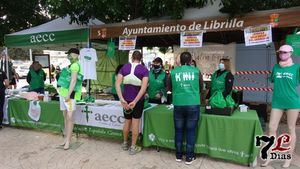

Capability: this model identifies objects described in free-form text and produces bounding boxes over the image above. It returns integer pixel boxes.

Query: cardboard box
[205,106,234,116]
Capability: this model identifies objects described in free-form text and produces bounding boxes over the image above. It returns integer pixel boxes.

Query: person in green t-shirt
[262,45,300,168]
[169,52,203,164]
[147,57,167,104]
[59,48,83,150]
[111,64,124,100]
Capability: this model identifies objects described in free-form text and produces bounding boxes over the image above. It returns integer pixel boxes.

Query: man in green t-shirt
[169,52,203,165]
[59,48,83,150]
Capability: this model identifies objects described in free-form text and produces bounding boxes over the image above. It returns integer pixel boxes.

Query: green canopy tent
[4,15,127,93]
[4,15,104,50]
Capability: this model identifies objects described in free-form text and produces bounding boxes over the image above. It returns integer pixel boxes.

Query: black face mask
[153,65,161,69]
[153,65,162,73]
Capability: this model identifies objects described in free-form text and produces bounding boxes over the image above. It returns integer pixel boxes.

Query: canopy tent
[3,15,119,93]
[90,3,300,103]
[4,15,104,50]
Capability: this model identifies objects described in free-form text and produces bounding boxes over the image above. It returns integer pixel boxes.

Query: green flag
[106,39,115,58]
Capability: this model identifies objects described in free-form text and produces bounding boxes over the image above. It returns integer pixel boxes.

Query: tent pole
[29,49,33,61]
[5,47,9,80]
[87,28,91,96]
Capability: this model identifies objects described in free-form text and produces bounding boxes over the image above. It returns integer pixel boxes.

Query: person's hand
[120,99,130,110]
[65,95,70,102]
[155,93,161,99]
[128,100,137,109]
[205,99,209,105]
[145,93,149,98]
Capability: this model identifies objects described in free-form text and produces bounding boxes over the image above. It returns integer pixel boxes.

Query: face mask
[68,54,78,63]
[218,63,225,70]
[279,52,291,61]
[153,65,162,73]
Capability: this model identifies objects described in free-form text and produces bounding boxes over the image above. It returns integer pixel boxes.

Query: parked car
[16,65,29,78]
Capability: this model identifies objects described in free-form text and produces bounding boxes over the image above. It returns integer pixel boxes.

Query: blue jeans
[174,105,200,159]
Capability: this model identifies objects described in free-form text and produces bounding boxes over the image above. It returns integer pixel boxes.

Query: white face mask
[219,63,225,70]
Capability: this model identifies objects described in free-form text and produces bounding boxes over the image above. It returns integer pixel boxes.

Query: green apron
[29,69,45,90]
[171,65,200,106]
[148,70,166,99]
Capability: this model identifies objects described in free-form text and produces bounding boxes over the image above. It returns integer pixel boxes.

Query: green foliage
[220,0,300,17]
[1,0,300,47]
[0,0,50,46]
[46,0,300,26]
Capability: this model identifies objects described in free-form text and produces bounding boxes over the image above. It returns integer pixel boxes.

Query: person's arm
[166,73,172,92]
[3,72,9,88]
[222,72,234,98]
[43,70,46,81]
[26,71,31,84]
[65,64,79,100]
[65,72,77,100]
[128,76,149,108]
[199,71,203,93]
[116,73,129,110]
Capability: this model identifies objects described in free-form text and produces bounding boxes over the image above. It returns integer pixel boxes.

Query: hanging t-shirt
[270,64,300,109]
[79,48,98,80]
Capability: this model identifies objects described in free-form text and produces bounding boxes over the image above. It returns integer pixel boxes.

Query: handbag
[57,63,83,91]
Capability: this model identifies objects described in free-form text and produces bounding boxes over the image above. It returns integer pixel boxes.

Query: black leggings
[0,91,5,126]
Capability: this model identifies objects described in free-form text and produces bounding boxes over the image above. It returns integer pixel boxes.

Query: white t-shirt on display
[79,48,98,80]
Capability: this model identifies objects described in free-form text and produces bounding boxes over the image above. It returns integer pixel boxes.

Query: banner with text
[118,36,137,50]
[74,100,146,132]
[174,43,236,78]
[244,24,272,46]
[180,31,203,48]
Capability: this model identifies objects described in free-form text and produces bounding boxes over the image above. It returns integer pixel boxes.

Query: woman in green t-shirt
[262,45,300,168]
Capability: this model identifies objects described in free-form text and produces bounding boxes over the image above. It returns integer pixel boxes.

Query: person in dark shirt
[0,70,9,128]
[206,58,234,101]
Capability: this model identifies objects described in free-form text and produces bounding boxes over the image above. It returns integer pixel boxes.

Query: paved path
[1,126,300,169]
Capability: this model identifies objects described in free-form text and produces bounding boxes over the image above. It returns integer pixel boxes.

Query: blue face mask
[218,63,225,70]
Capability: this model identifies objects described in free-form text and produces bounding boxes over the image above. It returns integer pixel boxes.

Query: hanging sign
[180,31,203,48]
[244,24,272,46]
[118,36,136,50]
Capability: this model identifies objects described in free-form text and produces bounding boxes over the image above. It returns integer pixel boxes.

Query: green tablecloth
[8,99,64,132]
[143,105,263,165]
[8,99,123,139]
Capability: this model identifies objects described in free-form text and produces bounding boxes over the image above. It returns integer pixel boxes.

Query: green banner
[8,99,64,133]
[5,28,88,47]
[143,105,263,165]
[75,125,123,140]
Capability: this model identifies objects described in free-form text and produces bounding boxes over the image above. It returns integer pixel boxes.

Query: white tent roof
[10,15,104,35]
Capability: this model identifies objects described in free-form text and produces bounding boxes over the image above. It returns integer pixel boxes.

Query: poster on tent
[180,31,203,48]
[244,24,272,46]
[174,43,236,80]
[118,36,136,50]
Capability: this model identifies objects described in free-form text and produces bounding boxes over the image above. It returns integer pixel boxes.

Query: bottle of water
[44,91,49,102]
